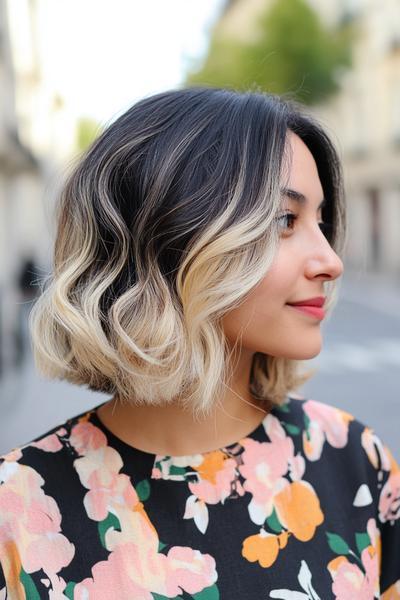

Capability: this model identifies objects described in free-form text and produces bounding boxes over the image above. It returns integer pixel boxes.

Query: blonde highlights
[30,87,346,418]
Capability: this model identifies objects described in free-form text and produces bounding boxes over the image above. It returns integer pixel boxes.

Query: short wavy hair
[30,87,346,418]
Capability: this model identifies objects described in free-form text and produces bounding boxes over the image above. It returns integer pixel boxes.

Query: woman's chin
[295,344,323,361]
[275,341,323,361]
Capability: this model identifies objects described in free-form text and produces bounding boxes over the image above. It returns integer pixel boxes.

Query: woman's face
[222,131,344,360]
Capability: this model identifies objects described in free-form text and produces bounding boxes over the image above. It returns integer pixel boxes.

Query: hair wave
[29,87,346,418]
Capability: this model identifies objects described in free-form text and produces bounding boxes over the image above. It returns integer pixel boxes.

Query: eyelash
[276,212,332,236]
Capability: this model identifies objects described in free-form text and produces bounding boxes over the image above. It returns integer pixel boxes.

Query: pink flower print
[164,546,217,596]
[151,466,162,479]
[302,400,353,461]
[85,470,137,523]
[329,557,369,599]
[73,446,138,522]
[74,544,154,600]
[70,421,107,456]
[263,413,306,483]
[360,544,380,598]
[367,518,382,577]
[379,469,400,524]
[329,545,379,600]
[0,462,74,594]
[31,434,63,453]
[328,520,380,600]
[239,435,293,526]
[24,531,74,576]
[1,448,22,461]
[74,541,217,599]
[288,452,306,482]
[69,417,220,596]
[264,412,290,445]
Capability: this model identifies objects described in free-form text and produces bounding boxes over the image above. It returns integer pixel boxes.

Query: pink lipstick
[286,296,326,320]
[287,305,325,319]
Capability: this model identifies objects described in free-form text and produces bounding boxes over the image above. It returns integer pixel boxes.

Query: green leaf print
[266,507,283,533]
[192,583,220,599]
[158,540,168,551]
[169,465,188,476]
[355,531,371,556]
[326,532,350,555]
[283,423,301,435]
[98,511,122,548]
[304,414,311,441]
[64,581,76,599]
[276,403,290,413]
[20,568,41,600]
[136,478,151,501]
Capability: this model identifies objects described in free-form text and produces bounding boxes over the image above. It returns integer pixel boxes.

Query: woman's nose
[305,231,344,281]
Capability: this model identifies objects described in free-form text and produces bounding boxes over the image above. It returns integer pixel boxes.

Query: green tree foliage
[75,117,102,153]
[185,0,356,105]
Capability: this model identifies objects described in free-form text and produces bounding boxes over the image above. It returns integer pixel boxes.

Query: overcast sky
[33,0,227,123]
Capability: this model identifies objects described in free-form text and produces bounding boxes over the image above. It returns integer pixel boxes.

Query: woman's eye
[276,212,298,232]
[276,213,333,238]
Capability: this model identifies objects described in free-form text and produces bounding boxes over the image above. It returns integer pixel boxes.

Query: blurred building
[310,0,400,277]
[0,0,76,377]
[212,0,400,277]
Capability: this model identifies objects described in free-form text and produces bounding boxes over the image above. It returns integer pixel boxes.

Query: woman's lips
[286,304,325,320]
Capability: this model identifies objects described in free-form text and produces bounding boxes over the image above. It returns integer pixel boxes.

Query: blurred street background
[0,0,399,456]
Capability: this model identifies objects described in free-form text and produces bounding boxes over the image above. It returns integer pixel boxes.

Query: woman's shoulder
[0,402,106,484]
[284,393,398,476]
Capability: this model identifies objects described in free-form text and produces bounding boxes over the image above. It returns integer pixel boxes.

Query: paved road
[299,269,400,459]
[1,268,399,458]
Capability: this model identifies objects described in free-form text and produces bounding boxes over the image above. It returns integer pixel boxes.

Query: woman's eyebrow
[280,187,326,210]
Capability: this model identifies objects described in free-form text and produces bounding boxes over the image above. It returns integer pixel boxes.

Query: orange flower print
[242,529,289,568]
[302,400,354,461]
[189,450,241,504]
[274,480,324,542]
[183,450,243,533]
[240,414,323,568]
[381,580,400,599]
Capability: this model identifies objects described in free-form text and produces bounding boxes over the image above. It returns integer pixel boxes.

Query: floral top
[0,394,399,600]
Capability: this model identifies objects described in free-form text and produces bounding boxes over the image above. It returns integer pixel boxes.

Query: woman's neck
[96,350,271,456]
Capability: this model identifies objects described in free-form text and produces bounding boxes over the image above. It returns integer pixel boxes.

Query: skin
[97,131,344,456]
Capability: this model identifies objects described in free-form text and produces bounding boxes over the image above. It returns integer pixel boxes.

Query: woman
[1,87,399,599]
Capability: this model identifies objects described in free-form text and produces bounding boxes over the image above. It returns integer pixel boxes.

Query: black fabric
[0,395,399,599]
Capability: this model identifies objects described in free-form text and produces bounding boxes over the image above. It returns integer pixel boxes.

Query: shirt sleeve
[374,436,400,596]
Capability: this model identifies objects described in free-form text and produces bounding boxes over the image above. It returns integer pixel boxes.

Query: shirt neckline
[89,397,288,462]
